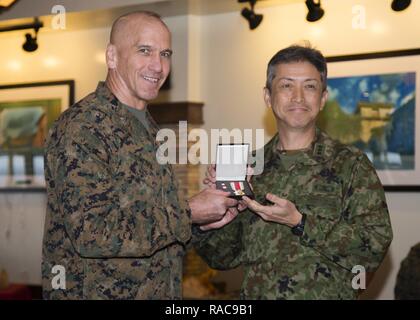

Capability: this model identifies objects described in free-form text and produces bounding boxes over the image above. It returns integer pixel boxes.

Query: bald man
[42,11,237,300]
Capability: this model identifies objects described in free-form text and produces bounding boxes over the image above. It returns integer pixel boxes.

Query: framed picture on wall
[321,49,420,192]
[0,80,74,191]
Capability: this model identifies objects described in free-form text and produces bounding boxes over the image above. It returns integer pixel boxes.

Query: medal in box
[215,144,254,199]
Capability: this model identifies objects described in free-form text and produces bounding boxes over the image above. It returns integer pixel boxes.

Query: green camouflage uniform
[42,82,191,299]
[194,129,393,299]
[394,242,420,300]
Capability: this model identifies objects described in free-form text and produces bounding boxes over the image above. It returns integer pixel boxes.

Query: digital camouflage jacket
[194,129,393,299]
[42,82,191,299]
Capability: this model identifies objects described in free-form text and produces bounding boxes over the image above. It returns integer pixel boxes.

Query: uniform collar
[95,81,120,113]
[94,81,159,135]
[264,127,337,167]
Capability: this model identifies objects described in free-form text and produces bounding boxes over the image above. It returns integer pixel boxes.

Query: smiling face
[264,60,328,131]
[106,15,172,108]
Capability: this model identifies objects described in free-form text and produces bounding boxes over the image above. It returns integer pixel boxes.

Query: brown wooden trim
[148,101,204,125]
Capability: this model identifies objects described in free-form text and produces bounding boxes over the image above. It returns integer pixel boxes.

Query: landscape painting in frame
[323,50,420,190]
[0,81,74,189]
[318,72,415,172]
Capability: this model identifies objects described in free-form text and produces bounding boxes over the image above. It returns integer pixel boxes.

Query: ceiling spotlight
[0,17,43,52]
[241,7,263,30]
[306,0,324,22]
[22,32,38,52]
[22,19,41,52]
[391,0,411,11]
[238,0,263,30]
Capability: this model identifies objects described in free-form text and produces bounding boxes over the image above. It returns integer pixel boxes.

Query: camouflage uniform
[194,129,393,299]
[42,82,191,299]
[395,242,420,300]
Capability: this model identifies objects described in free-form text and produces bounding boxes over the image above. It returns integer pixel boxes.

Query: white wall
[0,193,46,285]
[0,26,108,99]
[197,0,420,299]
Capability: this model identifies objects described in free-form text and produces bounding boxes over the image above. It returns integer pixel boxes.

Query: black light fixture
[0,17,43,52]
[23,31,38,52]
[391,0,411,11]
[238,0,263,30]
[305,0,324,22]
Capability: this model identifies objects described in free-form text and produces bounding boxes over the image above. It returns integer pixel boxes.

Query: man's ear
[106,44,117,69]
[263,87,272,108]
[320,89,329,111]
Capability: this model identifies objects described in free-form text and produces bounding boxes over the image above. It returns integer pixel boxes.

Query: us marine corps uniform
[194,129,393,299]
[42,82,191,299]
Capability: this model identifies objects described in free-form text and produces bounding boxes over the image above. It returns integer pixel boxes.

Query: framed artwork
[322,49,420,191]
[0,80,74,191]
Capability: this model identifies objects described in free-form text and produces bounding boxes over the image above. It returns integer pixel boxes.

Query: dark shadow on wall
[359,251,393,300]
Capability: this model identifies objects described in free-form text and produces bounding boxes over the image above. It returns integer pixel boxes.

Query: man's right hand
[188,188,238,225]
[203,164,252,212]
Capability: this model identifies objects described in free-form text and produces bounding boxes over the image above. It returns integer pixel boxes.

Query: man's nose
[149,53,163,73]
[291,86,304,103]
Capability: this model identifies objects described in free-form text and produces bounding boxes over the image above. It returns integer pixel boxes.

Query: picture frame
[323,49,420,192]
[0,80,74,191]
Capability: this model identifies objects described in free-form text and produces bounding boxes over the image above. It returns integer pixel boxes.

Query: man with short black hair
[195,44,393,299]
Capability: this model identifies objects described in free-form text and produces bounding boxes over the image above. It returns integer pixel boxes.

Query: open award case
[215,144,254,199]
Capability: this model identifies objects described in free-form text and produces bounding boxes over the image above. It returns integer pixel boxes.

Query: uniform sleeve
[192,213,244,270]
[52,126,191,258]
[298,154,393,272]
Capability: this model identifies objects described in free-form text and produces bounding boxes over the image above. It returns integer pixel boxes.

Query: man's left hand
[242,193,302,228]
[199,207,239,231]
